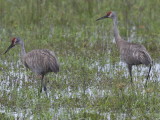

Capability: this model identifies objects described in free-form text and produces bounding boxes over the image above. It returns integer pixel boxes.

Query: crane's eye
[15,40,18,43]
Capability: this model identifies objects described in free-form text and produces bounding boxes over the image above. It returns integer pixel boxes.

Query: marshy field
[1,0,160,119]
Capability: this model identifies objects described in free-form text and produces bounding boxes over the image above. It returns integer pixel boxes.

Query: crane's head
[96,11,115,21]
[4,37,21,54]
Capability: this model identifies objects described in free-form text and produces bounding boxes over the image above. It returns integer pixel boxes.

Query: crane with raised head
[4,37,59,96]
[96,11,152,86]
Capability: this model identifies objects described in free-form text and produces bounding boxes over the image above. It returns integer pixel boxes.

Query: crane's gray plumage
[4,38,59,96]
[24,49,59,74]
[97,11,152,85]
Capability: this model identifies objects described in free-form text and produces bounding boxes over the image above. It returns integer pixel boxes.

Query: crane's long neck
[113,16,122,48]
[20,41,26,58]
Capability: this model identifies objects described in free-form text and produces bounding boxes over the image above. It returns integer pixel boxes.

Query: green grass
[0,0,160,119]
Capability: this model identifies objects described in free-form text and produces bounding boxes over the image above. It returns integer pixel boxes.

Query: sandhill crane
[96,11,152,85]
[4,38,59,96]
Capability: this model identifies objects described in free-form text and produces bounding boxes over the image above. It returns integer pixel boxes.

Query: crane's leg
[43,79,48,97]
[40,75,44,93]
[40,74,48,97]
[145,64,152,87]
[128,64,133,83]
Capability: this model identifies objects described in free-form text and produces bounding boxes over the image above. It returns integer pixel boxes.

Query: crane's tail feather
[53,64,59,73]
[50,61,59,73]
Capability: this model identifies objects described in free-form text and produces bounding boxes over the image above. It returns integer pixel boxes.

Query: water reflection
[0,58,159,119]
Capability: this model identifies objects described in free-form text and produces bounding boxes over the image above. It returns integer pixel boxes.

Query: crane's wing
[39,49,59,73]
[121,44,152,65]
[23,49,59,75]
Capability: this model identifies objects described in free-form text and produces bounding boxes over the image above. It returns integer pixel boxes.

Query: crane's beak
[4,44,15,54]
[96,15,108,21]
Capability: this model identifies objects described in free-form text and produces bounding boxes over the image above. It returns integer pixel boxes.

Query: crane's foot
[38,88,42,98]
[44,86,48,97]
[40,87,42,93]
[144,76,149,88]
[144,81,148,88]
[38,87,48,97]
[146,75,150,81]
[44,86,47,91]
